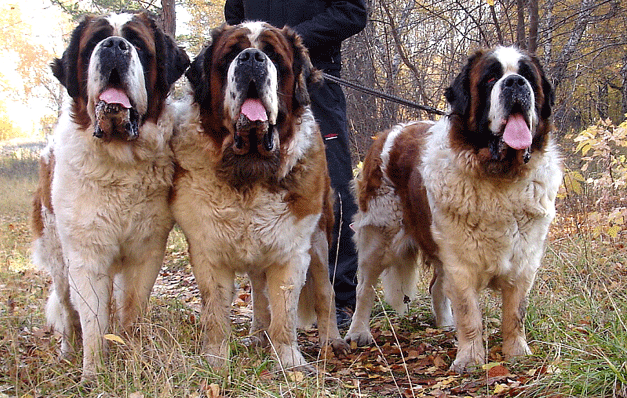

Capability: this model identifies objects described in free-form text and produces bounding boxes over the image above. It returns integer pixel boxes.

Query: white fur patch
[243,21,266,45]
[106,13,135,35]
[493,46,524,73]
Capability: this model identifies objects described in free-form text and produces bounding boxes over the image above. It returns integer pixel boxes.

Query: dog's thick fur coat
[345,46,562,373]
[31,12,189,378]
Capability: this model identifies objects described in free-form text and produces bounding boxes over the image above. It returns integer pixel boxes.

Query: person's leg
[310,79,358,325]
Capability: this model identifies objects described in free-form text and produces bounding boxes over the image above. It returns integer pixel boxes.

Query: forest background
[0,0,626,397]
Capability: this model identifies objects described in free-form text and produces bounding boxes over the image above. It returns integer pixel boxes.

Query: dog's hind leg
[305,227,350,357]
[249,270,271,347]
[45,264,81,359]
[429,261,454,329]
[34,218,82,360]
[381,249,419,316]
[345,225,389,347]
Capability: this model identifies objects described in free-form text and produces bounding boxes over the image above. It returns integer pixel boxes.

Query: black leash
[323,72,445,116]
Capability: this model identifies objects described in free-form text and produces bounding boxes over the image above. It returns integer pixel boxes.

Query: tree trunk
[528,0,538,53]
[161,0,176,37]
[516,0,526,49]
[550,0,594,88]
[620,57,627,117]
[541,0,555,66]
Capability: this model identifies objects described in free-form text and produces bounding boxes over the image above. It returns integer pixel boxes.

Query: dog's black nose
[503,74,527,89]
[237,48,267,66]
[102,37,130,53]
[501,73,532,110]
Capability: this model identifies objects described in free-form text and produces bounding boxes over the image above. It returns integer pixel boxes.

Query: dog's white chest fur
[421,118,561,283]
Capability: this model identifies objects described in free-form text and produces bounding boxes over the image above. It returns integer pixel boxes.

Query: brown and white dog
[170,22,348,372]
[345,46,562,373]
[31,12,189,378]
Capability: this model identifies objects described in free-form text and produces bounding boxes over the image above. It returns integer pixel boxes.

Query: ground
[0,139,625,397]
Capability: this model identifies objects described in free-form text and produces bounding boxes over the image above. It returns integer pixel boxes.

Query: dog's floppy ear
[186,45,210,106]
[52,15,93,99]
[282,26,321,109]
[141,12,190,90]
[445,50,483,116]
[531,55,554,120]
[186,25,227,108]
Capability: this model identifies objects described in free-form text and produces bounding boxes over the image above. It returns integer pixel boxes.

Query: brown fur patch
[356,133,388,212]
[31,151,55,239]
[386,122,438,259]
[283,132,330,221]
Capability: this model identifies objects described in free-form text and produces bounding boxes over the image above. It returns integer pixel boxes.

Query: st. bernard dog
[345,46,562,373]
[31,12,189,378]
[170,22,349,372]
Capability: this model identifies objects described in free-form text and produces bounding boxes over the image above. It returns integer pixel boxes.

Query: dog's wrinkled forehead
[243,21,268,48]
[105,13,135,35]
[490,46,525,74]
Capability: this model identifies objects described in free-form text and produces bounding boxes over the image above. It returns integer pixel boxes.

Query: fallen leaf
[103,334,126,345]
[487,364,511,378]
[493,383,508,394]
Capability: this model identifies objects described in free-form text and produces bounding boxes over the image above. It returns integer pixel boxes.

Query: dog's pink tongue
[99,88,131,109]
[503,114,532,150]
[241,99,268,122]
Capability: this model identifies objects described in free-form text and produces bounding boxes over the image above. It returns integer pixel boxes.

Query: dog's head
[444,46,554,175]
[52,12,189,141]
[186,22,320,186]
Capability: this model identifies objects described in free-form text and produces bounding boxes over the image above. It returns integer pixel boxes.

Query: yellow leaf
[482,362,502,370]
[486,0,495,6]
[103,334,126,345]
[207,383,220,398]
[608,225,621,238]
[494,384,509,394]
[563,173,583,195]
[286,371,305,382]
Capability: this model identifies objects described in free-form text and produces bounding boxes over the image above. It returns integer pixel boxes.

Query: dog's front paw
[327,338,350,358]
[203,344,229,370]
[449,343,485,374]
[274,343,315,374]
[502,337,532,359]
[344,328,374,347]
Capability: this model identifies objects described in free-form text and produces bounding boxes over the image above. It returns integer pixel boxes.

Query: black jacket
[224,0,367,72]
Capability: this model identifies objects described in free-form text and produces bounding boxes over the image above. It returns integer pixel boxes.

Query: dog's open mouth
[94,71,139,142]
[488,111,533,163]
[502,112,531,151]
[233,87,277,156]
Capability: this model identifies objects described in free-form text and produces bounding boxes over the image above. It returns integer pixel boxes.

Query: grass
[0,140,625,397]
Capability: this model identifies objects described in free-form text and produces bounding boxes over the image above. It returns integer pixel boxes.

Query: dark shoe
[336,306,354,330]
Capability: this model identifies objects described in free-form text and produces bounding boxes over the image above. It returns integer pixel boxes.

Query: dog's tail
[381,256,419,315]
[297,274,317,328]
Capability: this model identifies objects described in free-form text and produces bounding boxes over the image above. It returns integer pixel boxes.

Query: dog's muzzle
[232,49,277,156]
[93,37,139,141]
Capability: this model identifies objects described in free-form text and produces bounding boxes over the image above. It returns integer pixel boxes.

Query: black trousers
[310,77,358,309]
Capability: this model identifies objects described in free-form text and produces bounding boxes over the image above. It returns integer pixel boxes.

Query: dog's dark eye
[486,77,496,85]
[225,48,241,64]
[130,40,144,54]
[264,46,279,63]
